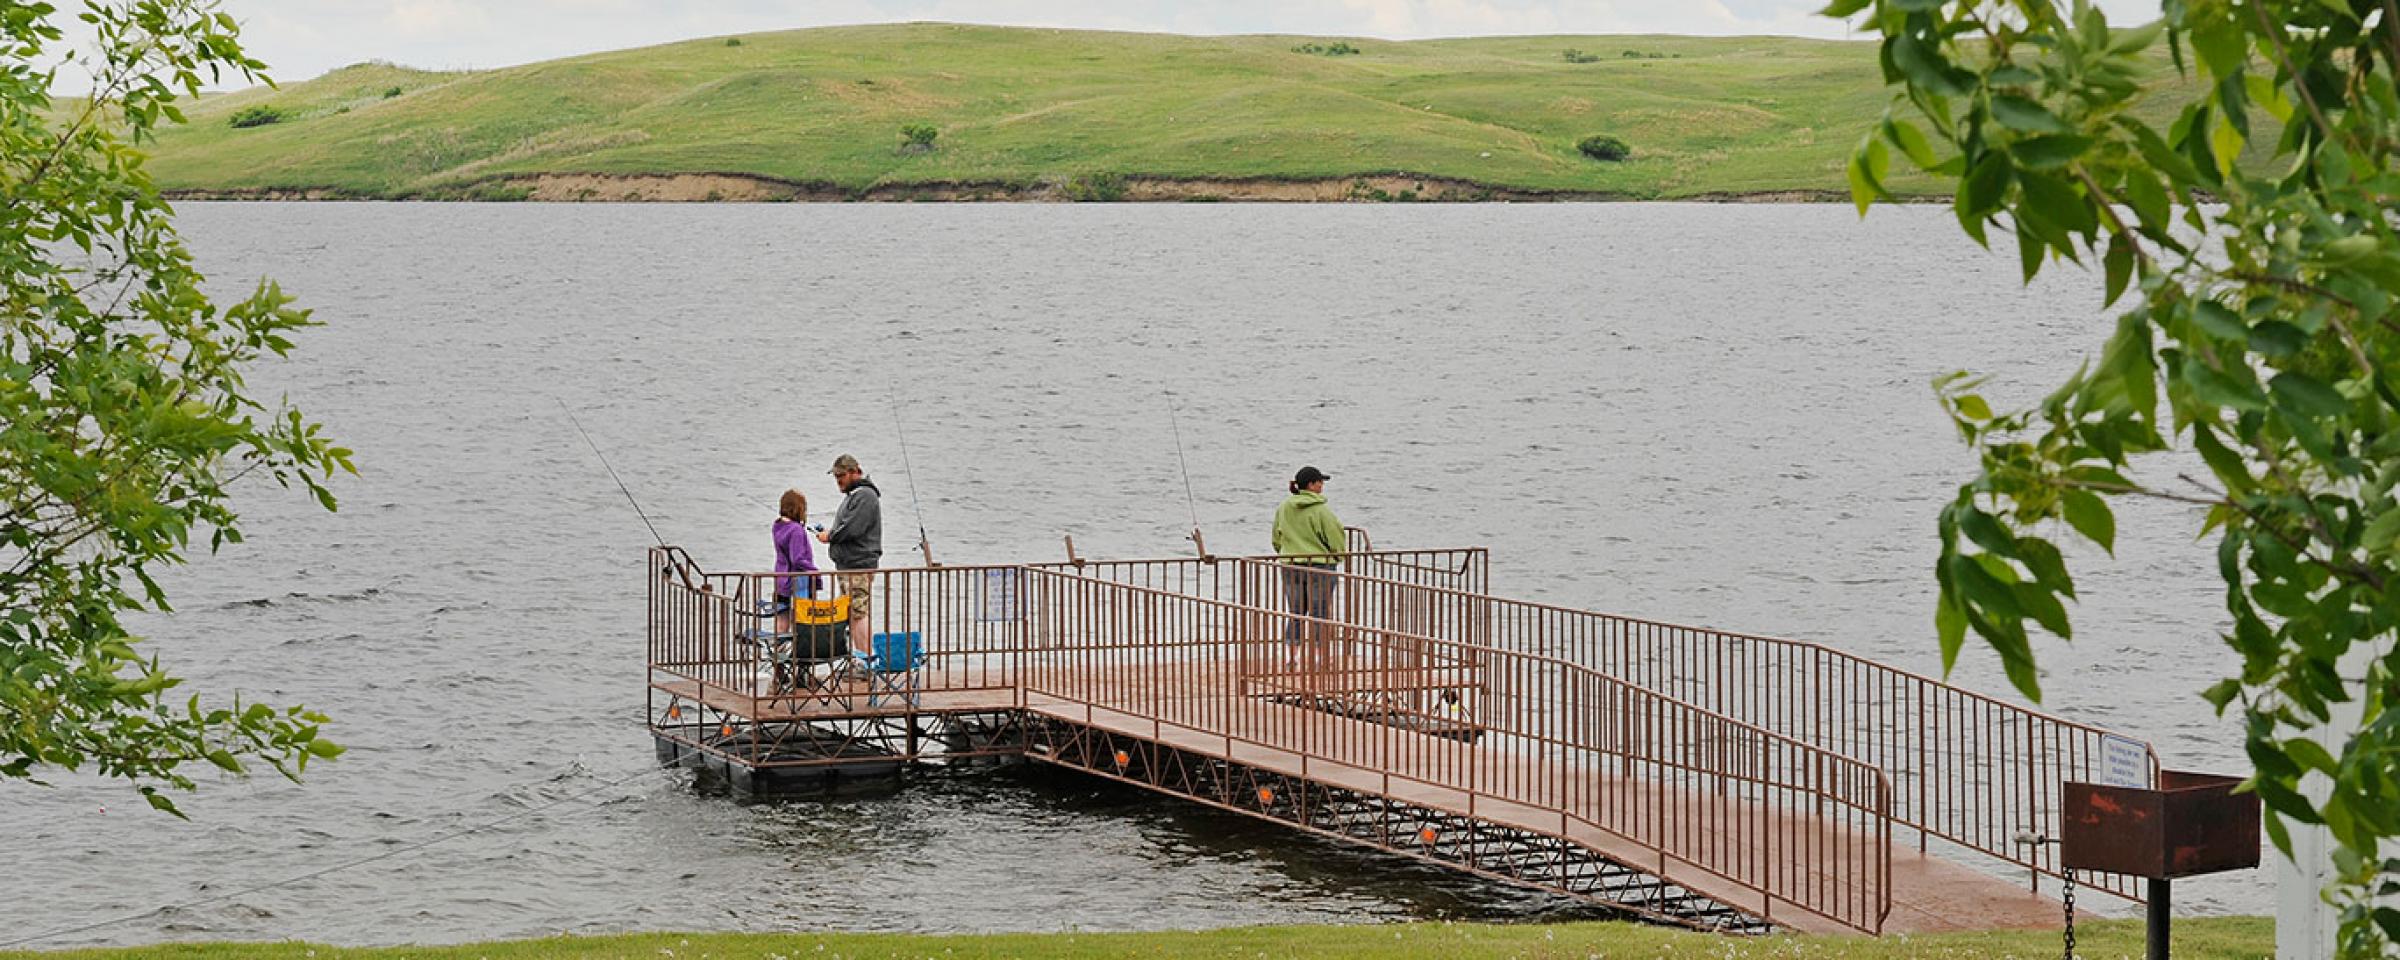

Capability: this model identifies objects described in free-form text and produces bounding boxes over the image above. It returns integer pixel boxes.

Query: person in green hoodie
[1271,466,1345,665]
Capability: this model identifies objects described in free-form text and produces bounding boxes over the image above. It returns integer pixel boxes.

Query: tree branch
[2382,0,2400,90]
[2251,4,2347,151]
[2255,447,2389,593]
[2233,270,2359,311]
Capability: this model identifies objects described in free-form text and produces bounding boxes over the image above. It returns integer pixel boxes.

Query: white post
[2276,644,2382,959]
[2275,757,2337,959]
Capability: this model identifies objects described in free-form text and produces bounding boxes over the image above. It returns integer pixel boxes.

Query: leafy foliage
[227,104,285,128]
[1061,172,1128,202]
[1,1,353,815]
[1290,41,1361,56]
[1577,134,1631,162]
[1832,0,2400,950]
[899,122,938,150]
[1562,49,1602,64]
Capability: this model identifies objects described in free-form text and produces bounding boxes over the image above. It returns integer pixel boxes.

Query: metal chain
[2061,867,2078,960]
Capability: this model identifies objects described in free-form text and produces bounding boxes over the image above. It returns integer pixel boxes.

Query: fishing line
[1167,396,1206,556]
[0,753,677,950]
[888,393,934,565]
[557,397,668,548]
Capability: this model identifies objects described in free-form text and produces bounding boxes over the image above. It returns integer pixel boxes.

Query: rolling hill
[129,23,2150,200]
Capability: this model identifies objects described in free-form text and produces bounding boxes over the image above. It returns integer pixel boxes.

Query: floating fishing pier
[646,529,2165,936]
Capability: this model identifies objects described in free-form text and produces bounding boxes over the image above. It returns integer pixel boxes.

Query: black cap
[1294,466,1332,486]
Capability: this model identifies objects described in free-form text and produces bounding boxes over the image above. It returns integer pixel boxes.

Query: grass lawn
[122,23,2189,200]
[5,917,2271,959]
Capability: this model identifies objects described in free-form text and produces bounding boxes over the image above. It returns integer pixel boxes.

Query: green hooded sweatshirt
[1271,490,1345,564]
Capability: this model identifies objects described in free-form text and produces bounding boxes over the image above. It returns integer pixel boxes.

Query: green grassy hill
[133,23,2154,200]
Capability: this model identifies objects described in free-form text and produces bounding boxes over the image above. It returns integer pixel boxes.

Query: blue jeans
[1280,563,1338,646]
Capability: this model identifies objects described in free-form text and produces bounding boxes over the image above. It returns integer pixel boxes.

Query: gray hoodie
[825,478,883,569]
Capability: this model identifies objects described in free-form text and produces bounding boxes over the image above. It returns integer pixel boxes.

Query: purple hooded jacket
[772,518,818,598]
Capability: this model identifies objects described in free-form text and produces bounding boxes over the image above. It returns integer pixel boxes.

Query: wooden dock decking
[658,659,2063,935]
[648,543,2154,936]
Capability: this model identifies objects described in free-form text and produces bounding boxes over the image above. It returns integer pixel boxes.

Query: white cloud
[385,0,489,36]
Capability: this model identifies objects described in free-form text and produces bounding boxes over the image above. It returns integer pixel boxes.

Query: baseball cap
[1294,465,1332,486]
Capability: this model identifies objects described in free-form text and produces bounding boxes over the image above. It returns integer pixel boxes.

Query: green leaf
[2201,678,2242,711]
[2013,581,2073,639]
[1817,0,1871,15]
[2193,300,2248,340]
[2253,775,2325,825]
[1847,136,1890,216]
[2190,20,2248,79]
[2121,171,2171,231]
[1959,508,2019,557]
[2062,489,2117,554]
[2102,312,2158,416]
[2016,170,2096,234]
[1959,151,2014,219]
[2010,135,2094,170]
[1950,553,2024,619]
[2017,538,2076,599]
[1936,594,1968,673]
[2184,359,2268,412]
[143,790,186,819]
[1990,94,2073,134]
[2364,509,2400,553]
[2015,217,2046,282]
[2284,738,2340,776]
[2192,425,2257,493]
[2103,233,2134,306]
[2106,19,2166,54]
[1883,116,1941,170]
[1890,32,1969,97]
[2207,115,2246,180]
[2248,321,2307,357]
[2264,810,2295,859]
[2269,372,2349,418]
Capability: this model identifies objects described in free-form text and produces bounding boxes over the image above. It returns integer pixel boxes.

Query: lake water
[0,203,2256,948]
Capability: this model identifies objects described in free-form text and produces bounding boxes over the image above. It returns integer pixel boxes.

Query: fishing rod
[557,397,697,588]
[1167,396,1211,560]
[889,397,937,568]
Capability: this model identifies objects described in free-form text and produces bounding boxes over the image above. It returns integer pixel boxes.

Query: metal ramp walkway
[646,537,2156,935]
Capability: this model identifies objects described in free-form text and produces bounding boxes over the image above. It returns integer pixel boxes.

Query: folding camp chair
[861,631,926,708]
[739,594,853,706]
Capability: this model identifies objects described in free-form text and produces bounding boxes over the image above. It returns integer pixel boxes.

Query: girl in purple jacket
[772,489,819,634]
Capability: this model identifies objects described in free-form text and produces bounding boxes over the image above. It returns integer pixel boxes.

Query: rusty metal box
[2061,770,2261,880]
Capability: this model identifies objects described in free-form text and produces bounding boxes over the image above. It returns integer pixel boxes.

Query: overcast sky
[156,0,2163,84]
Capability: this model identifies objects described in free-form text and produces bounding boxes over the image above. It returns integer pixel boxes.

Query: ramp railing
[1016,568,1894,933]
[1224,557,2156,902]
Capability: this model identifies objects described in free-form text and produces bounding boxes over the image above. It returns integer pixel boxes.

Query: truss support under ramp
[1023,714,1775,934]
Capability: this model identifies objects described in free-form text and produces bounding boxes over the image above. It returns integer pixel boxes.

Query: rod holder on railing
[1189,527,1215,563]
[1062,534,1084,567]
[658,544,702,591]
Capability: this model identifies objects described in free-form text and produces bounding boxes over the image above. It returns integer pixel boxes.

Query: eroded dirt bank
[166,171,1863,203]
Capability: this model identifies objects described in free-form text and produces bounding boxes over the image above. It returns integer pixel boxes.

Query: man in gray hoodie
[816,454,882,651]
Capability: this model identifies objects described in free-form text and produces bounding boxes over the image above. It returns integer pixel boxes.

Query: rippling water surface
[0,203,2256,947]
